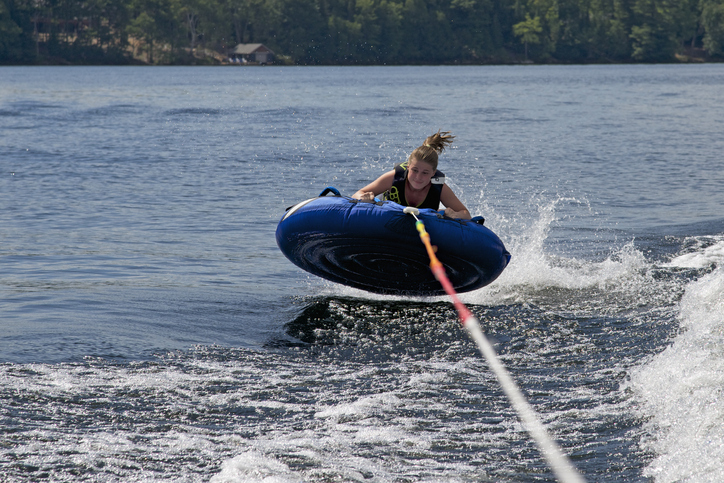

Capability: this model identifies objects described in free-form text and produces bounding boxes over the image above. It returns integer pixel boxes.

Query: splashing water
[466,198,652,310]
[629,239,724,483]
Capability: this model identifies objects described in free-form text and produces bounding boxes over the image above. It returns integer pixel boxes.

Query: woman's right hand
[353,191,376,202]
[352,170,395,203]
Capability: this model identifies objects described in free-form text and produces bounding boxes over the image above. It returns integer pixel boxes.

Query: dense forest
[1,0,724,65]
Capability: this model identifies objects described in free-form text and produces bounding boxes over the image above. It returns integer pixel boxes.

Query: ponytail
[409,130,455,170]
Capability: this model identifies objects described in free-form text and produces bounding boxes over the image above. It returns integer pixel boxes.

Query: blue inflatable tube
[276,188,511,296]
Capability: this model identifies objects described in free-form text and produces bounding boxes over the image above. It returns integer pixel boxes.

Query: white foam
[497,239,645,290]
[210,451,301,483]
[467,199,649,306]
[665,237,724,269]
[629,264,724,481]
[314,393,403,420]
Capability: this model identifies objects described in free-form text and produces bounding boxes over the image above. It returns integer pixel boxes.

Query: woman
[352,131,471,219]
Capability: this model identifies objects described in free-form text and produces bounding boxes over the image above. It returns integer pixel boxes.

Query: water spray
[403,206,585,483]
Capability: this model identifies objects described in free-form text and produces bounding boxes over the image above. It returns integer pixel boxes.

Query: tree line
[2,0,724,65]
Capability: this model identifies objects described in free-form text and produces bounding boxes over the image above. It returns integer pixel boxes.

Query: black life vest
[381,161,445,210]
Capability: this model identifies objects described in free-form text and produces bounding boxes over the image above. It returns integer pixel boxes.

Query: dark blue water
[1,65,723,482]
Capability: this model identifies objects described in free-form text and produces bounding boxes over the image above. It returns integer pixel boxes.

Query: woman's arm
[440,185,471,219]
[352,170,395,202]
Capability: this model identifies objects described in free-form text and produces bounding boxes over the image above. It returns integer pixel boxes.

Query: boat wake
[629,236,724,482]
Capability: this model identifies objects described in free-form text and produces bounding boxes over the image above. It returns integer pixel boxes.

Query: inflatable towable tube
[276,187,511,296]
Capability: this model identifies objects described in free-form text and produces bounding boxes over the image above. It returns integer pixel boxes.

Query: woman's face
[407,158,435,190]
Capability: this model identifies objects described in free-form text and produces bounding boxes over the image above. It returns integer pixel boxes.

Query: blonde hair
[408,130,455,171]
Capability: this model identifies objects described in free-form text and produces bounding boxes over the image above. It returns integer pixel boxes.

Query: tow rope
[404,207,585,483]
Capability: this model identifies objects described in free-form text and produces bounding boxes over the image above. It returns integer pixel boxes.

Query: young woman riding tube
[352,131,471,220]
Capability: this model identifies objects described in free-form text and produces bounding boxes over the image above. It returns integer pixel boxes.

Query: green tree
[398,0,430,62]
[173,0,223,52]
[0,0,26,62]
[375,0,403,62]
[127,11,157,61]
[86,0,132,58]
[701,0,724,55]
[598,0,634,60]
[447,0,497,62]
[176,0,202,50]
[352,0,381,62]
[225,0,272,44]
[630,0,679,61]
[512,0,560,59]
[274,0,325,64]
[127,0,176,63]
[513,13,542,60]
[673,0,700,48]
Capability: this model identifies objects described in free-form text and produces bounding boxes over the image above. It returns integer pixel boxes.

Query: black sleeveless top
[381,161,445,209]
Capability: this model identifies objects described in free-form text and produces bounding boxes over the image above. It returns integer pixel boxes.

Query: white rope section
[463,315,585,483]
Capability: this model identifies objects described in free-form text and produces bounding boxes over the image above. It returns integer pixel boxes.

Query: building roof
[230,43,274,55]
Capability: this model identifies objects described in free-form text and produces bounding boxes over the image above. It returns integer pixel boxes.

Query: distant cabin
[228,44,275,64]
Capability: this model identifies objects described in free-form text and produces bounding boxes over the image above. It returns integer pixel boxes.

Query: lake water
[1,64,723,482]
